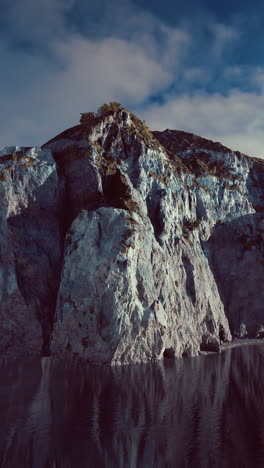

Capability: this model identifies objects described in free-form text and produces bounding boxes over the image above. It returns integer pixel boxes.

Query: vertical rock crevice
[182,255,196,306]
[146,192,165,244]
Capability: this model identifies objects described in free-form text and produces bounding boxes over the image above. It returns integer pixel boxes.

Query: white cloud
[53,36,173,104]
[0,31,183,147]
[140,90,264,158]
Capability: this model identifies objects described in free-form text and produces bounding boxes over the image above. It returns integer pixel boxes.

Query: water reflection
[1,346,264,468]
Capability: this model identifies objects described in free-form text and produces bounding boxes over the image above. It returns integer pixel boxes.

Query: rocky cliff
[0,107,263,364]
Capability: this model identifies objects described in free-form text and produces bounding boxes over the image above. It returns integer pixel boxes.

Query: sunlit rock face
[1,108,264,363]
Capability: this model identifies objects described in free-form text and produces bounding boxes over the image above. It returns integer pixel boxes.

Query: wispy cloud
[205,23,239,63]
[140,88,264,157]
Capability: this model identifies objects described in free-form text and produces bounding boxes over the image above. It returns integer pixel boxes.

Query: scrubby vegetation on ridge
[80,102,125,124]
[79,112,95,125]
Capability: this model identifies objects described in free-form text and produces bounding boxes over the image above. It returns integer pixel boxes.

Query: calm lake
[0,345,264,468]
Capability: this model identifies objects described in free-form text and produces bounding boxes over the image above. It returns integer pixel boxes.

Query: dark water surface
[1,345,264,468]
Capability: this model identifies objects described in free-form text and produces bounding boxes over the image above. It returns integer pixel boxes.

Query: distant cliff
[0,106,263,364]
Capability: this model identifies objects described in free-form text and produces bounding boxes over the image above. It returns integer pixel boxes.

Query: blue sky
[1,0,264,157]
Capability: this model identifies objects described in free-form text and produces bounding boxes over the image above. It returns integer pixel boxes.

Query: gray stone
[0,146,62,356]
[1,108,264,363]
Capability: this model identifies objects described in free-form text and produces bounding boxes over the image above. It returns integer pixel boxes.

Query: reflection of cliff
[219,346,264,468]
[0,358,54,468]
[1,348,264,467]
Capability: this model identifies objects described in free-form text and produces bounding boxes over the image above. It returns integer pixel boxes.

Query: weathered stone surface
[51,205,229,364]
[1,107,264,363]
[0,146,62,356]
[207,213,264,337]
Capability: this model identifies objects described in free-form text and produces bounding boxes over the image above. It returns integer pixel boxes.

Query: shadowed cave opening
[163,347,175,359]
[102,171,133,210]
[146,192,164,243]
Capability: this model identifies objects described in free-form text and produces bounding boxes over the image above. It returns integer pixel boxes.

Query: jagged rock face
[51,207,230,364]
[1,109,264,363]
[0,147,62,356]
[207,213,264,337]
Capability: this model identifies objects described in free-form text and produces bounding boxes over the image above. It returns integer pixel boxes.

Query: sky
[1,0,264,157]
